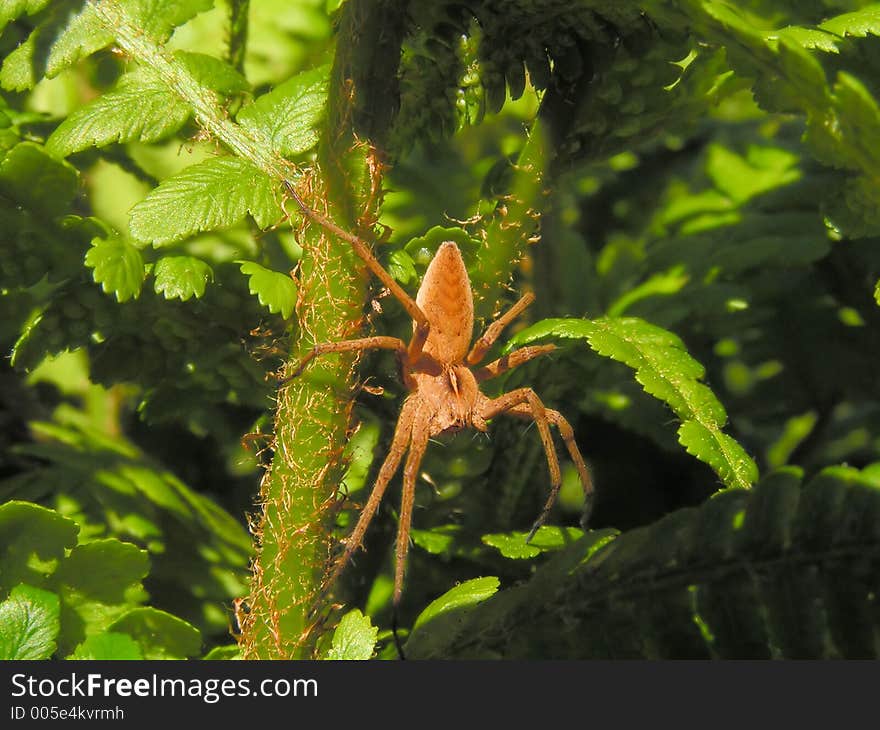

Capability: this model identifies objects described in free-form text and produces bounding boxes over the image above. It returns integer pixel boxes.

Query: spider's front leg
[287,336,408,380]
[475,344,556,382]
[283,182,432,359]
[466,292,535,366]
[479,387,593,540]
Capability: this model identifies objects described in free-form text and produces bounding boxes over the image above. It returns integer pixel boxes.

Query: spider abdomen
[415,241,474,365]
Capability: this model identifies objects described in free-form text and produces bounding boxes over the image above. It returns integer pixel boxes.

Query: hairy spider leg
[480,388,560,537]
[466,292,535,365]
[322,397,418,594]
[288,336,408,380]
[475,344,556,382]
[480,387,592,540]
[394,404,431,607]
[284,182,432,361]
[507,403,593,527]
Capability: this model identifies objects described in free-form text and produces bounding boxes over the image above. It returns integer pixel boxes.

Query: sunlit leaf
[512,317,758,490]
[322,609,378,660]
[85,237,145,302]
[237,65,328,155]
[129,158,281,247]
[0,584,60,660]
[153,256,214,301]
[238,261,297,319]
[47,67,191,156]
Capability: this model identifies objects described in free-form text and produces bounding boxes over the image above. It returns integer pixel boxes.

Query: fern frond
[408,466,880,658]
[512,316,758,490]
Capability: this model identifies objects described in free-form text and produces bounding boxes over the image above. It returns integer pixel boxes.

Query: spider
[285,186,593,619]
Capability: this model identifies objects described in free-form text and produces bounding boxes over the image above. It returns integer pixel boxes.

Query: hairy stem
[240,0,408,658]
[241,194,367,658]
[227,0,250,74]
[473,117,549,309]
[90,0,389,657]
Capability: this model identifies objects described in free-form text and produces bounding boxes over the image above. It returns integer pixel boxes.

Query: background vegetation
[1,0,880,660]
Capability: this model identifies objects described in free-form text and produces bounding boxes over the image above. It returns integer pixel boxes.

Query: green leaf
[202,645,241,660]
[406,577,500,658]
[109,607,202,659]
[237,65,328,155]
[405,226,479,267]
[322,609,378,660]
[0,0,214,90]
[128,0,216,42]
[52,538,150,655]
[47,67,191,157]
[153,256,214,301]
[0,584,60,660]
[705,144,801,205]
[483,526,585,559]
[0,501,79,593]
[39,3,112,80]
[412,576,500,632]
[53,539,150,607]
[411,524,464,556]
[388,249,418,285]
[819,6,880,39]
[129,157,281,247]
[776,37,830,110]
[0,142,78,217]
[85,237,145,302]
[773,27,840,54]
[875,279,880,306]
[678,422,759,492]
[3,425,251,644]
[70,631,143,660]
[0,3,111,91]
[833,73,880,171]
[0,0,51,32]
[511,317,758,490]
[238,261,297,319]
[606,266,690,317]
[174,51,250,94]
[409,467,880,659]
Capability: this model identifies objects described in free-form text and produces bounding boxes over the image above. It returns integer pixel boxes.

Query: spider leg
[322,396,419,595]
[480,388,561,540]
[287,336,408,380]
[475,344,556,382]
[466,292,535,365]
[283,182,431,356]
[393,405,431,608]
[506,403,593,532]
[480,388,592,540]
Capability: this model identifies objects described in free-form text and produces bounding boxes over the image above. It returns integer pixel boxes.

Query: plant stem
[474,117,549,306]
[91,1,281,176]
[227,0,250,74]
[91,0,378,657]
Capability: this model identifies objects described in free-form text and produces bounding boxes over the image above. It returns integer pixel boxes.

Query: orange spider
[286,190,593,617]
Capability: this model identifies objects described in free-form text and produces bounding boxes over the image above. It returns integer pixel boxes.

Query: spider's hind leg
[390,404,431,660]
[478,388,593,541]
[321,396,418,598]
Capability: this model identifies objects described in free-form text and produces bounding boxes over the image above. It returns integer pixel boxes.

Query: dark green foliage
[1,412,252,638]
[406,466,880,659]
[0,501,203,659]
[2,0,880,659]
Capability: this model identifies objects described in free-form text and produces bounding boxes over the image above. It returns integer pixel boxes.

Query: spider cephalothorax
[292,237,593,611]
